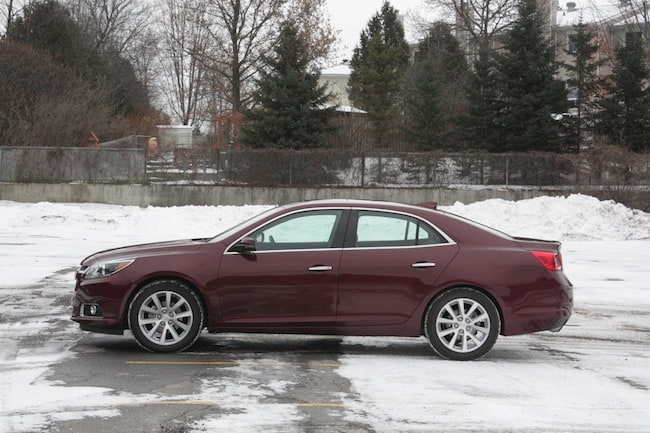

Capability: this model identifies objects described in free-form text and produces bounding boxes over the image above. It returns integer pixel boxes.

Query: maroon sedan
[71,199,572,360]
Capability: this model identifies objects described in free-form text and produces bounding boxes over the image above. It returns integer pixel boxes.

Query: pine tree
[490,0,569,152]
[403,23,468,150]
[242,20,336,149]
[461,45,502,151]
[596,33,650,152]
[564,22,603,152]
[348,1,410,149]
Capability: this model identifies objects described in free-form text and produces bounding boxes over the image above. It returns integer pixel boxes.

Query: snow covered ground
[1,194,649,432]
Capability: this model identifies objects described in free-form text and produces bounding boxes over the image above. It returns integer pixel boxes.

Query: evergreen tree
[8,0,93,71]
[490,0,569,152]
[242,20,336,149]
[348,1,410,149]
[461,45,502,150]
[596,33,650,152]
[564,22,603,152]
[403,22,468,150]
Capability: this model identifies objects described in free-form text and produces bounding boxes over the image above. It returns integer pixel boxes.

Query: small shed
[157,125,193,150]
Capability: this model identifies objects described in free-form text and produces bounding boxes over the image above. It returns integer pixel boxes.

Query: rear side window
[354,211,447,248]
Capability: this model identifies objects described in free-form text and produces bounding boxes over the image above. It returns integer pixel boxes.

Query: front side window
[250,210,343,251]
[354,211,446,247]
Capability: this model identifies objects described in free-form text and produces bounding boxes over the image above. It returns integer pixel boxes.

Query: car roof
[280,199,436,214]
[281,199,513,243]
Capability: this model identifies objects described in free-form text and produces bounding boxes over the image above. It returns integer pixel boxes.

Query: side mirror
[231,237,256,254]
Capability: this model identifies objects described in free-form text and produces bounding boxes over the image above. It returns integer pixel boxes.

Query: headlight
[83,259,135,279]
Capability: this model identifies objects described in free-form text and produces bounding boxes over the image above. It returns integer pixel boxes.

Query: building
[554,0,650,85]
[319,63,354,109]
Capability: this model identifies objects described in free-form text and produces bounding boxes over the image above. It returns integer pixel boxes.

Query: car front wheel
[128,280,204,353]
[424,288,500,361]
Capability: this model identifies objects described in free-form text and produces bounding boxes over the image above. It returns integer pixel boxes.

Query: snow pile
[442,194,650,241]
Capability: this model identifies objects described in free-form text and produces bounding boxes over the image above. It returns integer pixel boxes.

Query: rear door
[337,209,458,326]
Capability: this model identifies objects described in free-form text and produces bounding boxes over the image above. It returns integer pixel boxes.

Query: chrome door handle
[411,262,436,269]
[309,265,333,272]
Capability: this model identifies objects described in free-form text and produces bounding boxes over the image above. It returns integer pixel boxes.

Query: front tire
[128,280,204,353]
[424,288,500,361]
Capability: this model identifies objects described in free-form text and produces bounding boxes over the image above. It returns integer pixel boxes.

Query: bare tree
[64,0,159,92]
[0,0,26,34]
[65,0,152,55]
[0,39,132,147]
[155,0,335,131]
[198,0,287,116]
[424,0,519,56]
[159,0,210,126]
[283,0,336,67]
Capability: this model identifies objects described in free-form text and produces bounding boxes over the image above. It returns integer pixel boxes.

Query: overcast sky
[325,0,431,62]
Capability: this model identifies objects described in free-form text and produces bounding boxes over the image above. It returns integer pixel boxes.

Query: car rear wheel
[424,288,500,361]
[128,280,204,353]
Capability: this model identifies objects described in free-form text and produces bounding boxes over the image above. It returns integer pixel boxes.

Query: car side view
[71,199,573,360]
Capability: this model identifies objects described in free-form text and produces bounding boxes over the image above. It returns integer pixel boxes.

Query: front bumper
[70,272,132,334]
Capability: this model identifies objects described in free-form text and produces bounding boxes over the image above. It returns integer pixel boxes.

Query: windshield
[208,205,279,243]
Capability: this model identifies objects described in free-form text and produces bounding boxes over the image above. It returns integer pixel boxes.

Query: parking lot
[1,200,649,432]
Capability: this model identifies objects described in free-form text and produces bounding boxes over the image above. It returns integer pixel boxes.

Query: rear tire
[424,288,500,361]
[128,280,204,353]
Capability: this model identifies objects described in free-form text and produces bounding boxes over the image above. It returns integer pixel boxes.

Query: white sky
[325,0,432,61]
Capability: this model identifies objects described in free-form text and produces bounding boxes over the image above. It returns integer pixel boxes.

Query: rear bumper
[502,278,573,336]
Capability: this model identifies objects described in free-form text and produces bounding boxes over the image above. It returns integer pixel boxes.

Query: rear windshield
[438,210,514,240]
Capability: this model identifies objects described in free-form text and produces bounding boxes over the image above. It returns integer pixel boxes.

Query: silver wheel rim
[435,297,491,354]
[137,290,194,346]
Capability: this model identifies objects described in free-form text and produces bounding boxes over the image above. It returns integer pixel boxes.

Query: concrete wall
[0,183,566,207]
[0,147,146,183]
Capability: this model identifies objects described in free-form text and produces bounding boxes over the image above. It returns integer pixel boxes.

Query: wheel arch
[420,285,505,336]
[123,276,209,330]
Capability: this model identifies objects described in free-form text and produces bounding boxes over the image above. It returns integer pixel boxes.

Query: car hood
[81,238,208,265]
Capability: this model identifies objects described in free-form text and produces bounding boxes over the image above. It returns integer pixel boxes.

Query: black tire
[424,287,500,361]
[128,280,204,353]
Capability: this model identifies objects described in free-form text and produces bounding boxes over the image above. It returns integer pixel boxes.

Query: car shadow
[77,332,436,358]
[75,332,547,362]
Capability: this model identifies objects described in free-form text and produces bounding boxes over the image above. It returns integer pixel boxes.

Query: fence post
[360,152,365,187]
[505,155,509,187]
[289,150,293,185]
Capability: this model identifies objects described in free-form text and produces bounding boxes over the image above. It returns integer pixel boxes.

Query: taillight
[531,251,563,271]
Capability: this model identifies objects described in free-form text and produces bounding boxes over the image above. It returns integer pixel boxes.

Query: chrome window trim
[351,206,457,246]
[224,205,457,254]
[224,207,346,255]
[227,247,345,255]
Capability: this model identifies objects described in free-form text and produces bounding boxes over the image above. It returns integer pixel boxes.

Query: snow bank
[442,194,650,241]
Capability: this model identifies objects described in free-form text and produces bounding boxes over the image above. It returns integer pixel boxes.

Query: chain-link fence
[146,148,650,188]
[2,145,648,189]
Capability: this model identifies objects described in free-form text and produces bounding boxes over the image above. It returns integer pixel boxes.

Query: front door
[217,209,346,325]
